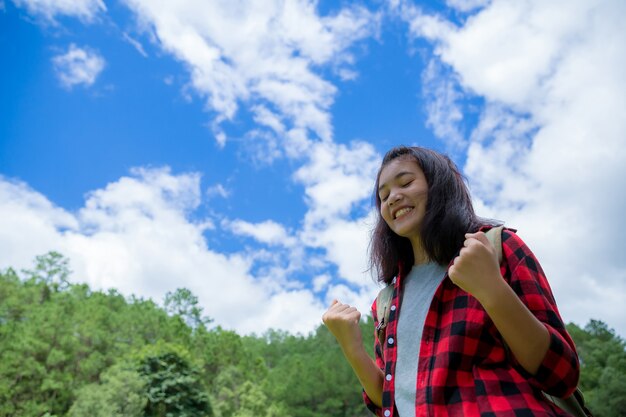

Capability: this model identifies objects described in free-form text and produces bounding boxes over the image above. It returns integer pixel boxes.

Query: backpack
[375,226,593,417]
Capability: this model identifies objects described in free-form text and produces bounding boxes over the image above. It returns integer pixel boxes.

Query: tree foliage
[137,343,213,417]
[567,320,626,417]
[67,364,147,417]
[0,252,624,417]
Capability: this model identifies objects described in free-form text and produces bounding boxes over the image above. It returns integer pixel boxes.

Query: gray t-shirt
[395,262,447,417]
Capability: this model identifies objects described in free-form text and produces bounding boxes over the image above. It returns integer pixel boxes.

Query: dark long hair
[369,146,498,284]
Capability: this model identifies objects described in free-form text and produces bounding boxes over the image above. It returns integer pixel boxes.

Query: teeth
[395,207,413,219]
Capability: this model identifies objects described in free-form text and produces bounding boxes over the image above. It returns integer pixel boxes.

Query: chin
[393,225,420,240]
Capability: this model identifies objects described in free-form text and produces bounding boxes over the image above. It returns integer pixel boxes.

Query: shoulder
[499,227,535,259]
[496,228,549,285]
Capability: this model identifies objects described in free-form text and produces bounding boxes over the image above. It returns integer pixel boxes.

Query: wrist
[341,341,368,362]
[475,273,509,309]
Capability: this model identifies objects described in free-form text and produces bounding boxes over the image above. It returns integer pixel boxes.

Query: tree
[21,251,71,292]
[164,288,212,330]
[136,343,213,417]
[0,255,81,416]
[567,320,626,417]
[67,364,146,417]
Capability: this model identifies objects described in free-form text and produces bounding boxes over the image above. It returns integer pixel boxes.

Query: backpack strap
[544,389,594,417]
[375,284,394,346]
[485,225,504,264]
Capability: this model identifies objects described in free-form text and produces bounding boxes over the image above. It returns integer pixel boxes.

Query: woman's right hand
[322,299,364,357]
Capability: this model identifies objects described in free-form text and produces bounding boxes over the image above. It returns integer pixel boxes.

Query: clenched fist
[322,300,364,356]
[448,231,506,304]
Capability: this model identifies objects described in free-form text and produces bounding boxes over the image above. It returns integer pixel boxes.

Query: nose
[387,188,401,206]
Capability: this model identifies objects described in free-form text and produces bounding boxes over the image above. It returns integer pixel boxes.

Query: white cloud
[121,0,378,147]
[252,105,286,136]
[122,32,148,57]
[422,59,465,149]
[295,140,380,223]
[225,219,295,247]
[0,169,327,335]
[312,274,331,292]
[302,215,375,286]
[325,284,379,319]
[293,140,382,311]
[445,0,490,13]
[206,183,230,199]
[12,0,105,23]
[0,177,78,269]
[241,129,284,166]
[52,44,105,89]
[403,0,626,335]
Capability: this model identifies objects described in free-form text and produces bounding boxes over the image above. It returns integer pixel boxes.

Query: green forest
[1,252,625,417]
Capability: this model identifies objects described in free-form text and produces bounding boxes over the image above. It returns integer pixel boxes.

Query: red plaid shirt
[363,228,580,417]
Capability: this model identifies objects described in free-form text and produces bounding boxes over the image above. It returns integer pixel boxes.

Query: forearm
[479,277,550,375]
[341,344,384,407]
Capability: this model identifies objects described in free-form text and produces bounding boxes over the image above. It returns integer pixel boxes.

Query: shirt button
[390,305,396,311]
[388,337,394,345]
[384,411,391,417]
[386,374,392,381]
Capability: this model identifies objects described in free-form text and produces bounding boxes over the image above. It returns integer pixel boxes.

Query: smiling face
[377,156,429,242]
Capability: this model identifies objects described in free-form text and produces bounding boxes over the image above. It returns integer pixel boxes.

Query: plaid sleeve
[501,229,580,397]
[362,299,384,416]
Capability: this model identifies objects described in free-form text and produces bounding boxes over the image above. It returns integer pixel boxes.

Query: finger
[448,263,458,280]
[345,306,360,315]
[348,311,362,322]
[332,303,352,314]
[466,231,490,245]
[464,232,482,245]
[329,299,340,308]
[342,306,357,314]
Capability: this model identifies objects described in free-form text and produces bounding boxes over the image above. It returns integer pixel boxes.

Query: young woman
[322,146,580,416]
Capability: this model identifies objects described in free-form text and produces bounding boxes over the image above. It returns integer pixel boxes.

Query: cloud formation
[52,44,105,89]
[0,170,326,335]
[122,0,378,148]
[12,0,105,23]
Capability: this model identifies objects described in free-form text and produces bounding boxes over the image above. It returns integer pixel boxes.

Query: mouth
[394,207,413,219]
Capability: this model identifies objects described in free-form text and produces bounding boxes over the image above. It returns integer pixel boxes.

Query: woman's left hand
[448,231,505,303]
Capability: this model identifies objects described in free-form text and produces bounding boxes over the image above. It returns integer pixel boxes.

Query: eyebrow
[378,171,414,193]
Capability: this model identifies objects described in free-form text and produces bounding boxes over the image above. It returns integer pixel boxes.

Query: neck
[410,236,429,265]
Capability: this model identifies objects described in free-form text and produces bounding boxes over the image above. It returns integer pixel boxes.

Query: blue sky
[1,0,625,337]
